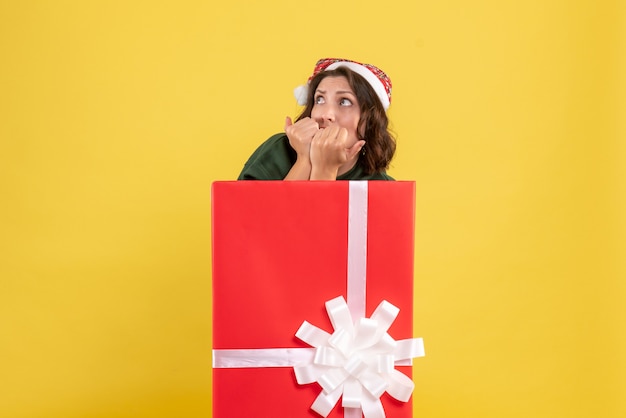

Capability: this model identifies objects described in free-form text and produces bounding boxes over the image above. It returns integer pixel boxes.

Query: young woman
[238,58,396,180]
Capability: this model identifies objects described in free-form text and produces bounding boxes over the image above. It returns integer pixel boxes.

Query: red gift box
[211,181,423,418]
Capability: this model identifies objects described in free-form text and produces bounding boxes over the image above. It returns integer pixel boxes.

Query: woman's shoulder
[374,172,395,180]
[245,133,293,162]
[364,171,395,181]
[252,132,289,150]
[338,163,395,181]
[237,133,295,180]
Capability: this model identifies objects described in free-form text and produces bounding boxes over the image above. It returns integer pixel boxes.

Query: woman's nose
[320,106,335,122]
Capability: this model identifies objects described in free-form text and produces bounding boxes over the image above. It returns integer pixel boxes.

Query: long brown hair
[296,67,396,174]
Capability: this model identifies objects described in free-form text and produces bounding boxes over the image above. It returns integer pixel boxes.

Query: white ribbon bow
[294,296,425,418]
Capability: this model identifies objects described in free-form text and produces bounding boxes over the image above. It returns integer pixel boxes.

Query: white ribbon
[347,181,369,321]
[212,181,425,418]
[212,348,315,368]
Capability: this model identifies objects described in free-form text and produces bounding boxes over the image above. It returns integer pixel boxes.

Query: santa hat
[293,58,392,110]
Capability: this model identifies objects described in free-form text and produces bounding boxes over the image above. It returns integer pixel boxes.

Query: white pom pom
[293,84,308,106]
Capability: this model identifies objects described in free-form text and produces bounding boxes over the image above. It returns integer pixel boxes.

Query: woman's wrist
[310,164,339,180]
[284,157,312,180]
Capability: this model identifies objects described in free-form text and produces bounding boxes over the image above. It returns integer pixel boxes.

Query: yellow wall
[1,1,624,417]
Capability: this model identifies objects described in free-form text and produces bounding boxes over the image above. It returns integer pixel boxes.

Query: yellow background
[1,1,624,417]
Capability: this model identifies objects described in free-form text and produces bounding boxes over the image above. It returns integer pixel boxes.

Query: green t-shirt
[237,133,394,180]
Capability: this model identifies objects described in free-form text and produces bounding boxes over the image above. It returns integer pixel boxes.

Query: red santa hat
[294,58,392,110]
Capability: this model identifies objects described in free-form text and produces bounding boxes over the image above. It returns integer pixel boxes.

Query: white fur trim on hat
[326,61,390,110]
[293,84,308,106]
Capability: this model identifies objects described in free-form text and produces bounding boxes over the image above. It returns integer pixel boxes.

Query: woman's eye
[314,96,325,104]
[340,98,353,106]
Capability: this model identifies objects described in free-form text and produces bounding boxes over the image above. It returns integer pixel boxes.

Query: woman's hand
[284,117,319,158]
[310,125,365,180]
[283,116,319,180]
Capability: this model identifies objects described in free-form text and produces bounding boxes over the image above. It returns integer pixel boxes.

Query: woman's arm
[284,157,312,180]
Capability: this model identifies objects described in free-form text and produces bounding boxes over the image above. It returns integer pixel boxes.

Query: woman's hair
[296,67,396,174]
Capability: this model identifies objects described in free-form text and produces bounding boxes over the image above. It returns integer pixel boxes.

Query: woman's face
[311,76,361,147]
